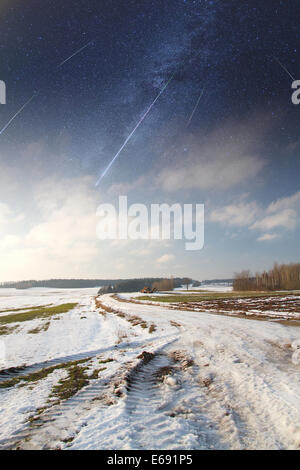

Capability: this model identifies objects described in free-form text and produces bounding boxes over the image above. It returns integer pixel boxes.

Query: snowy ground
[0,287,300,450]
[175,283,233,293]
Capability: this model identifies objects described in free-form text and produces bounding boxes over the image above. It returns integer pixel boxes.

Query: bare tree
[233,263,300,291]
[182,277,192,290]
[152,278,174,292]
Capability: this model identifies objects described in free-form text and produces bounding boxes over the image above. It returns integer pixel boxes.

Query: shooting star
[273,56,295,81]
[59,40,94,67]
[0,93,37,136]
[95,75,174,186]
[186,88,205,127]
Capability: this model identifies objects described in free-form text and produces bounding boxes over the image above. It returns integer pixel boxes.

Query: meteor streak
[0,93,37,136]
[273,57,295,80]
[95,75,174,186]
[186,88,205,127]
[59,40,94,67]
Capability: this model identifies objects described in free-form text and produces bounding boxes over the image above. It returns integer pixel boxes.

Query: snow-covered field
[176,283,233,293]
[0,287,300,450]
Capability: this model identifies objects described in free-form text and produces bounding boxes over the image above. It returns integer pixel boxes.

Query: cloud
[0,176,102,280]
[250,190,300,232]
[210,201,259,227]
[27,176,97,252]
[158,154,264,192]
[108,176,146,195]
[251,209,297,231]
[257,233,279,242]
[0,202,13,227]
[156,254,175,264]
[266,190,300,214]
[156,116,268,192]
[0,202,24,229]
[0,173,177,281]
[210,189,300,238]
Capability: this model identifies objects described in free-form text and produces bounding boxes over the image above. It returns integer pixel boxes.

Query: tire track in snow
[0,335,172,383]
[0,339,180,449]
[114,352,207,449]
[68,352,199,450]
[0,371,119,450]
[125,353,172,414]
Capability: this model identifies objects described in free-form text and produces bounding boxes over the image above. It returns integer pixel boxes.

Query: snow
[0,288,116,369]
[0,287,299,450]
[176,283,233,293]
[0,287,99,313]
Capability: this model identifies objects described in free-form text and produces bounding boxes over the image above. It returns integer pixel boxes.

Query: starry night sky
[0,0,299,280]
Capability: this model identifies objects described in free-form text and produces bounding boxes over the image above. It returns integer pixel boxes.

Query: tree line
[233,262,300,291]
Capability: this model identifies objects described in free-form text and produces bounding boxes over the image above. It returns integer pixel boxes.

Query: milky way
[0,1,298,186]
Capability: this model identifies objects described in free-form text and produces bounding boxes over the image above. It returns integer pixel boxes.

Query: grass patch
[28,321,51,334]
[0,303,78,325]
[26,362,106,424]
[0,325,19,336]
[50,364,89,400]
[136,291,298,303]
[0,304,52,314]
[50,361,104,401]
[0,357,90,389]
[99,358,114,364]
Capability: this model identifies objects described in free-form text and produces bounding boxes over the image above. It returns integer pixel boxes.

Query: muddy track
[125,352,174,415]
[0,331,176,383]
[0,353,176,450]
[121,352,205,449]
[64,351,185,450]
[1,350,227,450]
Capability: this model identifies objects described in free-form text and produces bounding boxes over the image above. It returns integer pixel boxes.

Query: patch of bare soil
[95,296,155,331]
[169,296,300,321]
[170,350,195,369]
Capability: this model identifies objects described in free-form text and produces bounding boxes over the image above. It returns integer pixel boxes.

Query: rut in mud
[125,352,175,414]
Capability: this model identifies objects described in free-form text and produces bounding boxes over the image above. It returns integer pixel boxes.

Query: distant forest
[233,263,300,291]
[0,277,200,291]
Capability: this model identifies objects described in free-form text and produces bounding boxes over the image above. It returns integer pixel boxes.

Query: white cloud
[156,117,267,192]
[0,202,24,229]
[210,201,259,227]
[108,176,145,195]
[266,190,300,214]
[0,176,102,280]
[251,208,297,231]
[130,248,152,256]
[0,202,12,227]
[251,191,300,232]
[257,233,279,242]
[156,254,175,264]
[0,174,178,280]
[210,189,300,238]
[158,154,264,192]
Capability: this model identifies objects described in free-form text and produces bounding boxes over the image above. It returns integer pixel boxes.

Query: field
[0,286,299,450]
[137,290,299,302]
[136,291,300,322]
